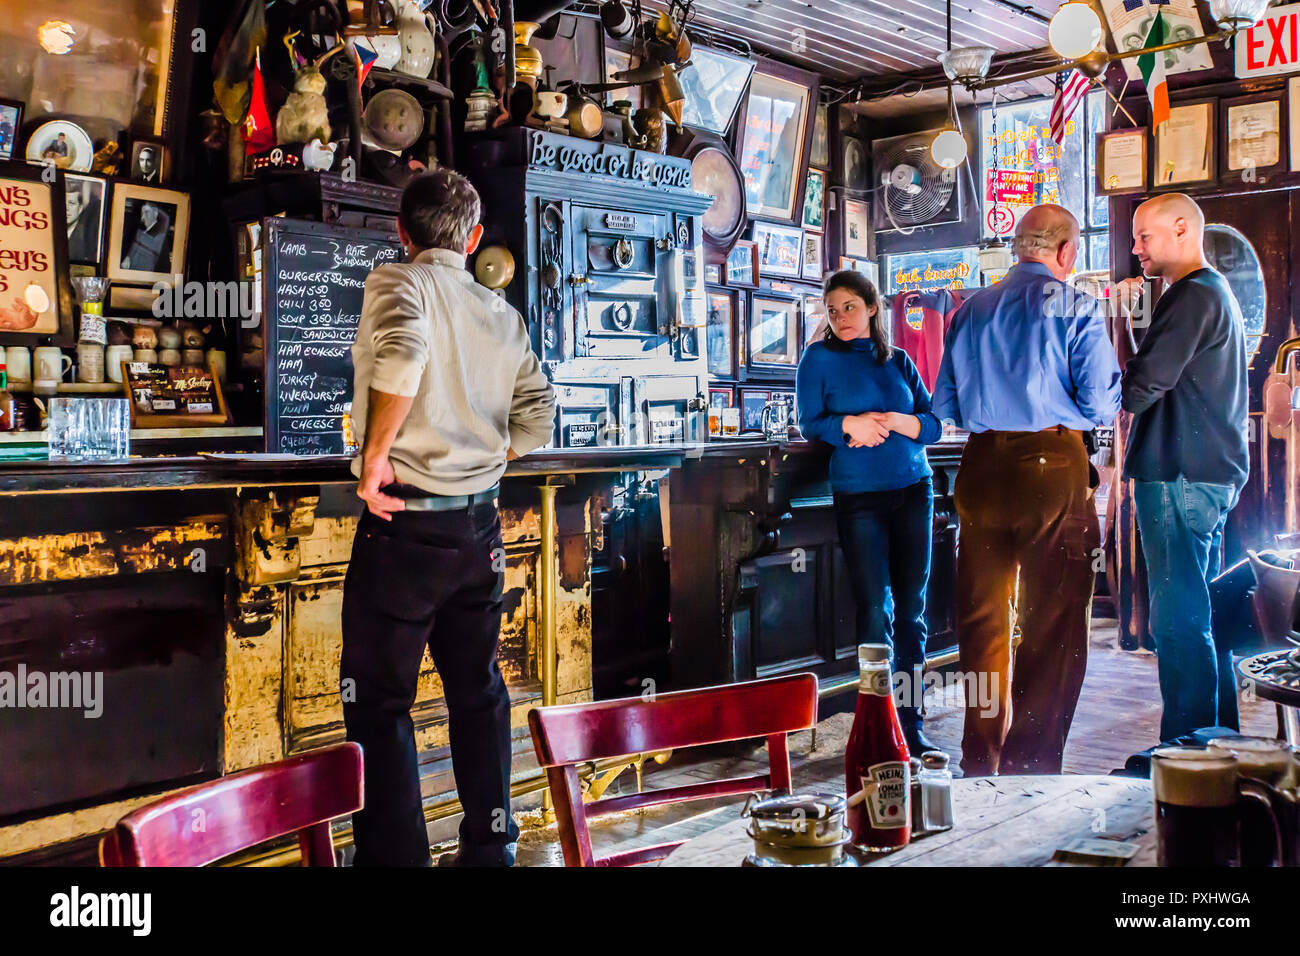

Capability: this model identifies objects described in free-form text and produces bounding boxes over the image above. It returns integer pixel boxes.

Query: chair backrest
[528,673,818,867]
[1248,550,1300,645]
[100,742,363,867]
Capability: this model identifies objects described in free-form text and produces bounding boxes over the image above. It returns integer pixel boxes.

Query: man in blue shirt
[933,204,1121,777]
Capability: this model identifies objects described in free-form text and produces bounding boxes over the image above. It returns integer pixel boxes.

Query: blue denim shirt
[796,338,942,493]
[932,262,1122,433]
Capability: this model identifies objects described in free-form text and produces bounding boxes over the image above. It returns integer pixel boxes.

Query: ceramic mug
[3,346,31,382]
[105,346,134,383]
[34,347,72,382]
[535,90,566,119]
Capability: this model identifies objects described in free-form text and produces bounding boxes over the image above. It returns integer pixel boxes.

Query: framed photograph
[811,104,830,169]
[802,168,825,232]
[106,183,190,284]
[64,173,108,266]
[678,45,756,136]
[1153,99,1215,186]
[861,260,880,290]
[129,139,169,185]
[739,387,771,432]
[747,293,799,370]
[725,238,759,288]
[0,163,74,345]
[0,99,23,162]
[706,288,738,378]
[801,232,823,280]
[709,386,734,410]
[843,197,873,259]
[704,262,722,285]
[840,135,868,192]
[803,293,827,345]
[753,221,803,278]
[1096,128,1148,195]
[1221,93,1285,181]
[736,62,818,222]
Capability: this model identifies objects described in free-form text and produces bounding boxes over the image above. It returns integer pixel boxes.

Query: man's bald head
[1013,204,1081,280]
[1131,192,1208,282]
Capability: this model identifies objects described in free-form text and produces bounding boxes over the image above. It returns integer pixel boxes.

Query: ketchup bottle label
[862,761,909,829]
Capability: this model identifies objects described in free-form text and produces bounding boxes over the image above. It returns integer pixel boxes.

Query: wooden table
[661,775,1157,867]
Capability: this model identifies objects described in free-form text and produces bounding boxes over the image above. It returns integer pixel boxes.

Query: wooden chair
[99,742,363,867]
[528,673,818,867]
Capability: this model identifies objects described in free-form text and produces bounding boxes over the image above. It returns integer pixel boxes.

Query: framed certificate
[1221,93,1285,181]
[1153,99,1215,186]
[1097,128,1147,195]
[842,197,873,259]
[1291,77,1300,172]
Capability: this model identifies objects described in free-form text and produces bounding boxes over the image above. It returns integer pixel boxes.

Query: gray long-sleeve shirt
[350,247,556,495]
[1121,267,1249,489]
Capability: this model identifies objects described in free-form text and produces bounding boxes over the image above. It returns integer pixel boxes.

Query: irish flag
[1138,10,1170,129]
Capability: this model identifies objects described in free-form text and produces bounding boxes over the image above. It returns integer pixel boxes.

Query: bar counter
[0,442,686,865]
[0,435,964,864]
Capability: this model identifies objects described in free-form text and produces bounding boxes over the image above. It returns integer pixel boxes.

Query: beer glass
[1208,737,1299,867]
[1152,746,1285,867]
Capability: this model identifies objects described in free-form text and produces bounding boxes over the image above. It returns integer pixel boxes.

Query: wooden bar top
[0,445,691,496]
[0,435,968,495]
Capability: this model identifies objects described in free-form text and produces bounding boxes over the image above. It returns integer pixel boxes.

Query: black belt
[393,485,499,512]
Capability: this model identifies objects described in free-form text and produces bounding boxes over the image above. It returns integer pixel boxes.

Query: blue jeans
[1133,477,1238,743]
[833,478,933,727]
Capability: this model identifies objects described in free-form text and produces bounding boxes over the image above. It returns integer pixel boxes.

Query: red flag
[1049,70,1090,145]
[244,49,275,154]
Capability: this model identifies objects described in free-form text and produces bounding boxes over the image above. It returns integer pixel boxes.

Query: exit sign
[1237,3,1300,78]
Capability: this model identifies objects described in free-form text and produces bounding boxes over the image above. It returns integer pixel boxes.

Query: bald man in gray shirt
[342,169,555,868]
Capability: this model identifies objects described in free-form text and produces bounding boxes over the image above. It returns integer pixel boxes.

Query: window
[979,90,1109,273]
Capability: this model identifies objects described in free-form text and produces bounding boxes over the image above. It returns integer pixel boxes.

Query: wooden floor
[484,617,1280,867]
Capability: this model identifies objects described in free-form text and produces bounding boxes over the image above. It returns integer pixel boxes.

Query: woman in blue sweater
[796,270,943,755]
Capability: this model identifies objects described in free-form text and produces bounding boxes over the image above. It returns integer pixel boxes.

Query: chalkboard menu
[262,218,402,456]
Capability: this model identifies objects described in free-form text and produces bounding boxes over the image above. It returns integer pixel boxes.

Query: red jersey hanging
[890,288,963,392]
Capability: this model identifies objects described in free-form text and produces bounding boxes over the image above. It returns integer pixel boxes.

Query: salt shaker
[920,751,954,832]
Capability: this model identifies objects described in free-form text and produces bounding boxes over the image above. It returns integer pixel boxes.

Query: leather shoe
[435,842,517,867]
[903,726,944,758]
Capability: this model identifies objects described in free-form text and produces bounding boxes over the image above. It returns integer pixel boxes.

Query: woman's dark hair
[821,270,891,363]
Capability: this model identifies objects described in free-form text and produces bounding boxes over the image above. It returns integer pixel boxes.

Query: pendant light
[931,0,968,170]
[1048,1,1104,59]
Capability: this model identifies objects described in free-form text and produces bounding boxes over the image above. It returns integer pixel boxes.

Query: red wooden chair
[99,742,363,867]
[528,673,818,867]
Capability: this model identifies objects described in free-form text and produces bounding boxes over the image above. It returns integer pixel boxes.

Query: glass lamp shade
[931,127,968,169]
[1208,0,1274,30]
[938,46,995,84]
[1048,1,1104,59]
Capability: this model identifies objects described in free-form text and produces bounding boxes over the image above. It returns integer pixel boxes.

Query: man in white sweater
[342,169,555,867]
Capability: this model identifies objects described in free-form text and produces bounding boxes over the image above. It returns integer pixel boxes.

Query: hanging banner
[1101,0,1213,80]
[1236,3,1300,78]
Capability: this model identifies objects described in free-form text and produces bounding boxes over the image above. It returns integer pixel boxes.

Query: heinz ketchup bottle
[845,643,911,850]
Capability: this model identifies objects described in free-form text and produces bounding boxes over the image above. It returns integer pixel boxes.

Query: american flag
[1049,70,1091,145]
